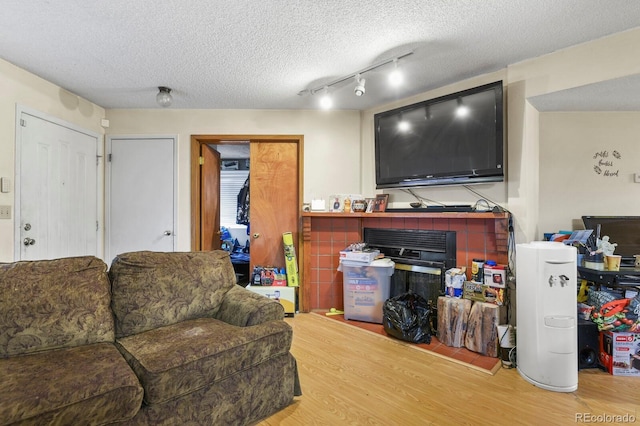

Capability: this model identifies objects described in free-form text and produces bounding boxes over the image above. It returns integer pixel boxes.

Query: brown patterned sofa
[0,256,144,425]
[0,250,300,425]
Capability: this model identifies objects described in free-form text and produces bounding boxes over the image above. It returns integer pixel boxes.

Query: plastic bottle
[471,259,484,283]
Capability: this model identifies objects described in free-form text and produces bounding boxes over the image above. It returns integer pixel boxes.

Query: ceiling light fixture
[354,74,366,96]
[156,86,173,107]
[298,50,413,105]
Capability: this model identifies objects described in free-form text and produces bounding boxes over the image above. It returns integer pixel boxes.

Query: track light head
[156,86,173,107]
[319,86,332,109]
[354,74,366,96]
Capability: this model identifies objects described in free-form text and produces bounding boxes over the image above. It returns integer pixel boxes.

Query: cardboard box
[339,249,380,264]
[599,331,640,376]
[246,285,296,316]
[463,281,505,305]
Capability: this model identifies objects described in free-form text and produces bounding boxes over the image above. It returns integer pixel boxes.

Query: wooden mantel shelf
[302,211,509,220]
[302,212,510,246]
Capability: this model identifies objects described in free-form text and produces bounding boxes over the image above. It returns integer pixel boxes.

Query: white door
[106,137,176,264]
[16,111,99,260]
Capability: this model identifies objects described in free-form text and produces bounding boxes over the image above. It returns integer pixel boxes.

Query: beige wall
[508,28,640,243]
[538,112,640,234]
[104,109,362,251]
[0,58,106,262]
[3,27,640,260]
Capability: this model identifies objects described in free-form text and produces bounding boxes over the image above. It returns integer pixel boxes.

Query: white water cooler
[516,241,577,392]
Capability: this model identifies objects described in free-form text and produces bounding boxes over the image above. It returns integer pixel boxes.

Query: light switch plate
[0,177,10,193]
[0,205,11,219]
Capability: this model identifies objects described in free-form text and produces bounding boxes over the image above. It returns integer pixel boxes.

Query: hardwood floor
[258,313,639,426]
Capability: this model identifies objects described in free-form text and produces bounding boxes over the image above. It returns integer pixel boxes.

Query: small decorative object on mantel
[351,199,367,212]
[310,199,326,211]
[373,194,389,212]
[365,198,375,213]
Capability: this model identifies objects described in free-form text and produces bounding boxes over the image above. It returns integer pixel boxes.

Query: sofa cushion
[0,256,114,357]
[0,342,143,425]
[109,250,237,338]
[115,317,293,405]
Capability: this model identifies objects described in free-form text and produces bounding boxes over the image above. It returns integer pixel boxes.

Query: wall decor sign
[593,150,621,177]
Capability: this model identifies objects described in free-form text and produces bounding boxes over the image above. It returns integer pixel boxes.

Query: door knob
[23,237,35,246]
[164,231,172,236]
[253,233,260,239]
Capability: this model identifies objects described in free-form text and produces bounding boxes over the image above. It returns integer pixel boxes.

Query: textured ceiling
[1,1,640,110]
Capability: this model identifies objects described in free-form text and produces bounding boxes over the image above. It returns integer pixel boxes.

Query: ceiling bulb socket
[354,77,366,96]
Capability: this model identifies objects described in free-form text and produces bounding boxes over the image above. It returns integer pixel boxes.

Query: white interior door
[106,136,176,264]
[16,110,99,260]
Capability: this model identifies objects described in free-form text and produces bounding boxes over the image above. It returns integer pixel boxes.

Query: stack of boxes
[462,259,506,306]
[439,259,510,358]
[245,232,299,316]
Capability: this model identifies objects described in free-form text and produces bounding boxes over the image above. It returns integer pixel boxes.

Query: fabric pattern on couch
[0,256,115,357]
[130,353,298,426]
[109,250,301,424]
[116,317,293,404]
[0,256,144,426]
[109,250,237,338]
[0,343,144,425]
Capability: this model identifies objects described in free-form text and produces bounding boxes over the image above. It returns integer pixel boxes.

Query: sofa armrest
[216,285,285,326]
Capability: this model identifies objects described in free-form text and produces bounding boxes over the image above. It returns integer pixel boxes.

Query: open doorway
[217,143,251,285]
[190,135,307,311]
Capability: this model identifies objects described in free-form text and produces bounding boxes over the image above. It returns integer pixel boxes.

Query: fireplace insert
[363,228,457,330]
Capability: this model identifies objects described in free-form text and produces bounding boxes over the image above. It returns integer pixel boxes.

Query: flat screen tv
[374,81,505,189]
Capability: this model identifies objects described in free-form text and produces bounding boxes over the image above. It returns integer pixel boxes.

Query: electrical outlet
[0,205,11,219]
[635,173,640,183]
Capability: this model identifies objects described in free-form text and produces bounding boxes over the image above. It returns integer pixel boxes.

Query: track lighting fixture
[354,74,366,96]
[298,50,413,108]
[388,59,403,87]
[319,86,332,109]
[156,86,173,107]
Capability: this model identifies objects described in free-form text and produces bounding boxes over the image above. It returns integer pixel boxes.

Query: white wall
[0,58,106,262]
[104,108,362,251]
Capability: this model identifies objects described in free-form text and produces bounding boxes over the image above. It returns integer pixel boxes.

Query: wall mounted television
[374,80,505,189]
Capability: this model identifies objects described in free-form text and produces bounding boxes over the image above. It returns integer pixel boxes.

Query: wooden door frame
[190,134,307,311]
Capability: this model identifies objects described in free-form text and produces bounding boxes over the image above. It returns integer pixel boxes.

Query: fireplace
[363,228,457,330]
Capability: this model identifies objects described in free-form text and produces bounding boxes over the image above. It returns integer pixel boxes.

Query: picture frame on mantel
[373,194,389,212]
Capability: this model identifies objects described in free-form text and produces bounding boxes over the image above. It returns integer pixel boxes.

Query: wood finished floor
[316,311,501,374]
[258,313,639,426]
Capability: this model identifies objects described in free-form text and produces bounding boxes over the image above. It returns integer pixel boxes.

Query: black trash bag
[382,292,432,344]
